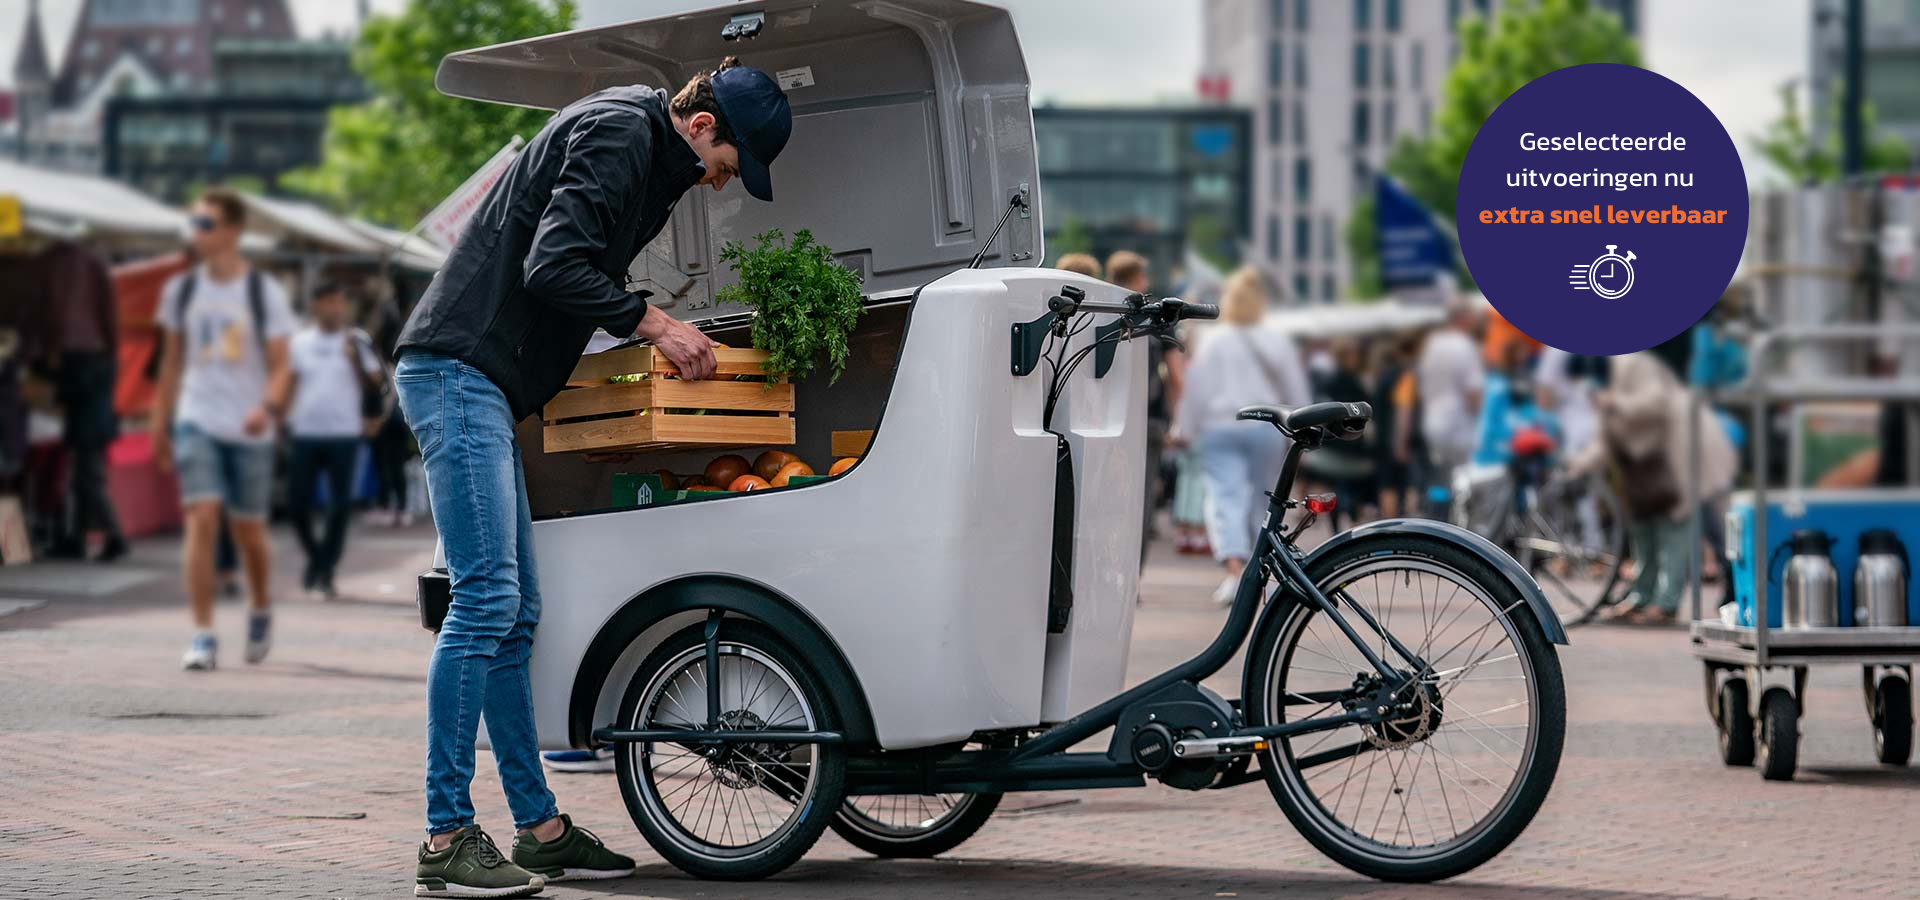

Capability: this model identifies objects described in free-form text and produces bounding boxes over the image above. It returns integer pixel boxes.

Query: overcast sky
[0,0,1809,182]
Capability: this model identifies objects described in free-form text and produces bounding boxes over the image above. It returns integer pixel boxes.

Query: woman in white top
[1172,268,1313,605]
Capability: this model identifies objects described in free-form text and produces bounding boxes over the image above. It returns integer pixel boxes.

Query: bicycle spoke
[1267,556,1541,856]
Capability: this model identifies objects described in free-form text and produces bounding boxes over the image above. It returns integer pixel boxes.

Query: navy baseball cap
[711,65,792,202]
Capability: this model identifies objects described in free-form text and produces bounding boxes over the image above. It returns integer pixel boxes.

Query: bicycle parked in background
[1451,427,1628,628]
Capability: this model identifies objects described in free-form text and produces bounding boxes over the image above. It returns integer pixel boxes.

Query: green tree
[287,0,576,227]
[1344,195,1382,298]
[1752,81,1911,184]
[1350,0,1639,290]
[1184,210,1238,274]
[1046,217,1093,264]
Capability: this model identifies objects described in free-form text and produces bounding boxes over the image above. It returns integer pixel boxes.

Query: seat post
[1266,438,1309,522]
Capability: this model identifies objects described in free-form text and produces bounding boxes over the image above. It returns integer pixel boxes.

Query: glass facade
[1035,107,1253,287]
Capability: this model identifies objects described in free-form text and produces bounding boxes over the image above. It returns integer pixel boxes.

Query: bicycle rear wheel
[1245,534,1565,882]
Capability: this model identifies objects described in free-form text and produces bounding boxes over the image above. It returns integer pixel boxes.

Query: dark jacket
[396,86,706,420]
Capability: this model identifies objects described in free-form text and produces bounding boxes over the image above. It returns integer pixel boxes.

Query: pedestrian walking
[1416,300,1486,516]
[1105,250,1167,565]
[1306,340,1375,529]
[1173,267,1310,606]
[394,58,793,897]
[1535,347,1609,554]
[1054,252,1101,279]
[151,188,296,670]
[1370,337,1419,519]
[1577,351,1734,625]
[285,282,384,599]
[363,290,415,528]
[42,241,128,562]
[1164,296,1205,556]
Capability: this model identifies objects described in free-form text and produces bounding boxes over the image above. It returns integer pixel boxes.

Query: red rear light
[1304,494,1338,515]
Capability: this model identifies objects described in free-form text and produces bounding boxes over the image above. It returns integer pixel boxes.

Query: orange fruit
[770,460,815,487]
[652,469,679,491]
[729,474,771,492]
[828,457,858,476]
[753,450,800,481]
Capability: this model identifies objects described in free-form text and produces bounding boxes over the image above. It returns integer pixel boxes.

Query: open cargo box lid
[436,0,1041,318]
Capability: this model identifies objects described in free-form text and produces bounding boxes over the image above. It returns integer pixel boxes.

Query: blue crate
[1727,489,1920,628]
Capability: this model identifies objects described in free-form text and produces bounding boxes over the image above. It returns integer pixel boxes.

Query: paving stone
[0,527,1910,898]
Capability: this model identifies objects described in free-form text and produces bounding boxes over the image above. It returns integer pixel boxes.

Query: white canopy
[1262,300,1447,340]
[0,158,187,243]
[239,191,446,272]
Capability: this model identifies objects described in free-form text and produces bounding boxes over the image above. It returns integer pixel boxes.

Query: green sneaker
[511,815,637,882]
[416,826,545,898]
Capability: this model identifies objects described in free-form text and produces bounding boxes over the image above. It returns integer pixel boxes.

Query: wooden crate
[543,345,795,453]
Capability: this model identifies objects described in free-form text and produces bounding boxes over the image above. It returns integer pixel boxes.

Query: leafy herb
[715,229,865,384]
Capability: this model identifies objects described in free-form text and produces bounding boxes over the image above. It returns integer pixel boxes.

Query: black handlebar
[1049,293,1219,325]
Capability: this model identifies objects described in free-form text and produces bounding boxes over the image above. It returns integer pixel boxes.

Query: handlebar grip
[1181,302,1220,321]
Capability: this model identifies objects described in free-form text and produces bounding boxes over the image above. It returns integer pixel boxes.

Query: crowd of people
[1072,250,1747,627]
[2,187,421,669]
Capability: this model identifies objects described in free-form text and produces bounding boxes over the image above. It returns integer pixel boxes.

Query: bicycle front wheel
[1245,534,1565,882]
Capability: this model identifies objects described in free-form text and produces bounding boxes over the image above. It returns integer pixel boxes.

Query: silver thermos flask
[1783,530,1839,629]
[1855,529,1909,628]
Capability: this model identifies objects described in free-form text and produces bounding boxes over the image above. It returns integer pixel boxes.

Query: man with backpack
[152,188,296,671]
[285,281,386,599]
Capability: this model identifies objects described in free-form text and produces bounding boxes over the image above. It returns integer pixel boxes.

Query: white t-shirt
[159,265,297,444]
[1174,323,1313,436]
[1416,328,1486,457]
[288,326,382,439]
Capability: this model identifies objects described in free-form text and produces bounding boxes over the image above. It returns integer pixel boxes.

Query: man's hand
[636,305,720,380]
[152,428,174,475]
[244,406,272,438]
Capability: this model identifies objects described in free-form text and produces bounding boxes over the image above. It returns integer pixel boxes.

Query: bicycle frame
[1003,432,1423,764]
[597,432,1442,795]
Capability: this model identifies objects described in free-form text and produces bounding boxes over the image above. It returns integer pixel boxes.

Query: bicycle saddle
[1238,401,1373,440]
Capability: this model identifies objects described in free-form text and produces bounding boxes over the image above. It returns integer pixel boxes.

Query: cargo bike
[418,1,1568,883]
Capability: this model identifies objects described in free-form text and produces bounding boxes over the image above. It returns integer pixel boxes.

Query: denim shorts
[173,422,275,520]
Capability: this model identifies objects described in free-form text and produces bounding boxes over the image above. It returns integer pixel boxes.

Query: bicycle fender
[1294,519,1569,645]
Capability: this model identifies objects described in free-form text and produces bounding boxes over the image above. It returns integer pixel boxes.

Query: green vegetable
[715,228,865,384]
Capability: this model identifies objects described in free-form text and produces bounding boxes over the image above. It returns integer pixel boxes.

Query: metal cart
[1689,324,1920,780]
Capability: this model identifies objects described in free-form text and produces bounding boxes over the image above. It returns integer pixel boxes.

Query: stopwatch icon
[1573,244,1636,299]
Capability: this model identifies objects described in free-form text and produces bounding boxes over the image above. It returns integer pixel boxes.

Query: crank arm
[1171,735,1268,760]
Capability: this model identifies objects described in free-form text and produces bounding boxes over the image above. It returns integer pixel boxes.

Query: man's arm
[151,329,184,473]
[248,336,293,437]
[522,111,653,337]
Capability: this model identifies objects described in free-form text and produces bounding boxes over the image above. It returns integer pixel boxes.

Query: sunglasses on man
[188,214,220,233]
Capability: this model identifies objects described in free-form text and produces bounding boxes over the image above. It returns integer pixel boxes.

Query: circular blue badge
[1455,64,1747,356]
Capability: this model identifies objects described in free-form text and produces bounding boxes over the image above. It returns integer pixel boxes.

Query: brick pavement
[1,526,1916,899]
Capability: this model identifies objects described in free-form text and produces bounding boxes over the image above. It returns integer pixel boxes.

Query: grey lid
[436,0,1041,313]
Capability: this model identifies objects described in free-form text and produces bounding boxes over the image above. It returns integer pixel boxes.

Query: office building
[1200,0,1637,302]
[1033,106,1252,293]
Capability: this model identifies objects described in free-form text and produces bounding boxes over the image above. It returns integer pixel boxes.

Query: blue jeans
[395,352,558,836]
[1197,424,1286,563]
